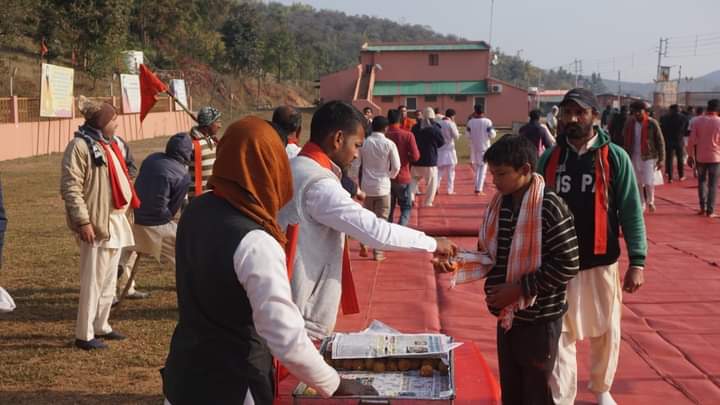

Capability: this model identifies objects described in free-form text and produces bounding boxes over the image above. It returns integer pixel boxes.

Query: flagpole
[164,90,197,122]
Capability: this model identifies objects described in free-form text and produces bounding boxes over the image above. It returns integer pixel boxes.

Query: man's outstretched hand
[334,378,379,396]
[432,237,458,273]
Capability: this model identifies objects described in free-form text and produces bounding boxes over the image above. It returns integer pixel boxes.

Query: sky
[273,0,720,83]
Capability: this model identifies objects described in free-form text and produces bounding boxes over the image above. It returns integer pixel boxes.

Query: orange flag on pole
[139,64,168,122]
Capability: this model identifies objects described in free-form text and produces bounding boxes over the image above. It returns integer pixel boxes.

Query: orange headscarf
[207,116,293,245]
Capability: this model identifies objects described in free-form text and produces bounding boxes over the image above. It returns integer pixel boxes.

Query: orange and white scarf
[479,173,544,330]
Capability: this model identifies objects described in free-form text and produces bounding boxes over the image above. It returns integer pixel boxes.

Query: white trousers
[472,161,488,192]
[438,164,456,194]
[550,263,622,404]
[410,166,439,207]
[76,242,121,341]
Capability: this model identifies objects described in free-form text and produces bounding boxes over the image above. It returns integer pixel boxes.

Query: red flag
[40,38,48,58]
[139,64,168,122]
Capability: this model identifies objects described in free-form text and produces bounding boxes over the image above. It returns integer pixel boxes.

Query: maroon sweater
[386,124,420,184]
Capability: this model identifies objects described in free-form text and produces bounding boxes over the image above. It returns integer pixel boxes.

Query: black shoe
[75,338,108,351]
[95,331,127,341]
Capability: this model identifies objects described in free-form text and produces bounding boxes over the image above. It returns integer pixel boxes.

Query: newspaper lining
[331,333,449,359]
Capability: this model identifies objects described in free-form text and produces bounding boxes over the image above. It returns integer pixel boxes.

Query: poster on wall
[171,79,188,111]
[40,63,75,118]
[120,74,141,114]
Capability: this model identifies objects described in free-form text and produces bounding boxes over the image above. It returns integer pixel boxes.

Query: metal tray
[292,336,456,404]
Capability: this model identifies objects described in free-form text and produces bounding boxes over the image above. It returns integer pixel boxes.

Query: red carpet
[280,166,720,404]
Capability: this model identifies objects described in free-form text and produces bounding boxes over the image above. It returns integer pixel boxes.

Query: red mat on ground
[276,238,500,403]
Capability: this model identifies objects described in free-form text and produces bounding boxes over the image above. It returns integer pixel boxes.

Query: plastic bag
[0,286,16,313]
[449,250,493,288]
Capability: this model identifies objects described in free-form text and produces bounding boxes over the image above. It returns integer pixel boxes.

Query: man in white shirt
[437,109,461,194]
[466,105,497,194]
[279,101,456,339]
[357,116,401,261]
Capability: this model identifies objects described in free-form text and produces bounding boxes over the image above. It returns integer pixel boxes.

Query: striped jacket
[187,127,217,198]
[484,189,580,324]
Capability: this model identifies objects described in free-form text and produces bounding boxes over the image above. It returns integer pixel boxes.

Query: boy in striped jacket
[478,134,580,405]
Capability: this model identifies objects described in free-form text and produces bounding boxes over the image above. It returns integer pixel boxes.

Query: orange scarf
[479,174,544,331]
[295,142,360,316]
[99,141,140,209]
[207,117,292,245]
[545,143,610,255]
[625,112,649,156]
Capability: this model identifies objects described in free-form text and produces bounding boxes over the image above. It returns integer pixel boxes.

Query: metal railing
[0,95,185,124]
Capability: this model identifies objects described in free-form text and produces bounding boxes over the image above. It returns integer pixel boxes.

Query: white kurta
[466,117,496,164]
[304,177,438,252]
[234,230,341,400]
[437,119,460,167]
[631,122,657,187]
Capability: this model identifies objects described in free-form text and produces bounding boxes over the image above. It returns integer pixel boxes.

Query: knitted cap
[78,96,116,129]
[197,106,221,127]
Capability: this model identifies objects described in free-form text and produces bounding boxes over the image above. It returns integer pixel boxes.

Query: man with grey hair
[187,106,222,198]
[410,107,445,207]
[272,105,303,158]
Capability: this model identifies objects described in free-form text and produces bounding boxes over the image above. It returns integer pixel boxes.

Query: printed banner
[171,79,188,111]
[120,74,141,114]
[40,63,74,118]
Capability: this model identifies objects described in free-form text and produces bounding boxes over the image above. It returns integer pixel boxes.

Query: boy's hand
[623,266,644,293]
[486,283,522,309]
[434,237,457,257]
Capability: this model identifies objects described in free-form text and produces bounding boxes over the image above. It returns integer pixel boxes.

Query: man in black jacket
[660,104,689,182]
[411,107,445,207]
[519,109,555,156]
[117,134,192,299]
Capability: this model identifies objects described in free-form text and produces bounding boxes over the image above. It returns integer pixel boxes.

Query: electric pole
[656,37,668,80]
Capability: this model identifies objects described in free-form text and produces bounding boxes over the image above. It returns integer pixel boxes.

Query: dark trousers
[497,318,562,405]
[697,162,720,214]
[388,182,412,226]
[665,143,685,180]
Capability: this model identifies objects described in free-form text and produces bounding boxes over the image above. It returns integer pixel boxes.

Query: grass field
[0,111,480,403]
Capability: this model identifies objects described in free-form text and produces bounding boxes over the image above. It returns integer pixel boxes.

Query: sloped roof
[363,42,489,52]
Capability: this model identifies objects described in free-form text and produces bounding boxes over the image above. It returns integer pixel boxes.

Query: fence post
[12,96,19,126]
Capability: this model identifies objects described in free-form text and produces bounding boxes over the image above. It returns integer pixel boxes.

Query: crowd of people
[0,86,716,404]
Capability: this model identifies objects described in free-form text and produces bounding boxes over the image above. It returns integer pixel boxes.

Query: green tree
[221,3,263,75]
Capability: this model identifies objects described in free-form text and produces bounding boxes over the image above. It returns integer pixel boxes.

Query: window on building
[429,53,439,66]
[380,96,394,103]
[453,95,467,102]
[474,97,486,111]
[424,95,438,102]
[406,97,417,110]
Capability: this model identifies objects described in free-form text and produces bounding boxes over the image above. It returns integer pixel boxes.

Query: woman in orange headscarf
[162,116,374,405]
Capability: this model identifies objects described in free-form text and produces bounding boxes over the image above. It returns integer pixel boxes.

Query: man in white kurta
[437,109,461,194]
[466,107,496,194]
